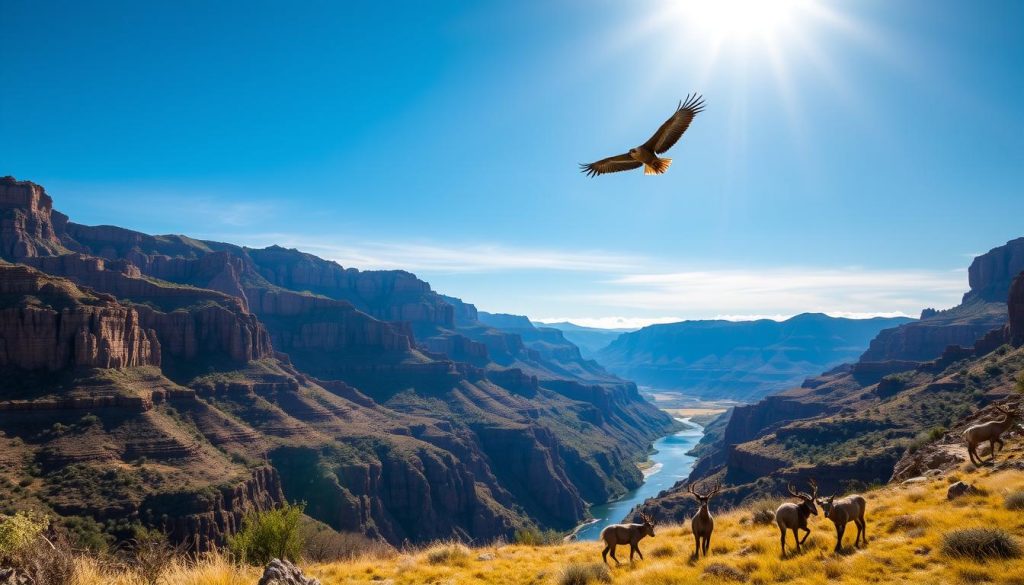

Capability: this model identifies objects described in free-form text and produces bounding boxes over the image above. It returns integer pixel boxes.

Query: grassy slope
[73,458,1024,584]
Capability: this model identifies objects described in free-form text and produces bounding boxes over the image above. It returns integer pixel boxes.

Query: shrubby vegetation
[1005,490,1024,511]
[514,526,564,545]
[228,502,306,565]
[940,527,1021,560]
[557,562,612,585]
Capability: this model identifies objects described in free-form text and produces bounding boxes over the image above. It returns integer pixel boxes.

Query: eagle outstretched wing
[642,94,705,154]
[579,154,643,177]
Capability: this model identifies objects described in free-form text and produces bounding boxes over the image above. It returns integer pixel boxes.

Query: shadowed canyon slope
[635,242,1024,523]
[595,313,912,401]
[0,176,677,549]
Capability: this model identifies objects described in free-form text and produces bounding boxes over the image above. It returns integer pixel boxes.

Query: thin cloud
[587,267,966,318]
[222,235,643,273]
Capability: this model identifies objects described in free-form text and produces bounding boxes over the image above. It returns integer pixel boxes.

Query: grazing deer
[688,480,721,558]
[600,511,656,565]
[775,479,818,556]
[964,404,1020,465]
[817,493,867,552]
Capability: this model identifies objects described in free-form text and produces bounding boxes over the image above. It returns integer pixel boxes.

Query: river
[574,418,704,541]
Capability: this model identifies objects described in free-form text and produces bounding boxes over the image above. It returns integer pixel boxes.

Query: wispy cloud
[224,235,642,273]
[205,232,969,325]
[582,267,966,319]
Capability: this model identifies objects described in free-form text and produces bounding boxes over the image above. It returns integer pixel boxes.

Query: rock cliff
[0,264,159,370]
[1009,271,1024,346]
[860,238,1024,363]
[0,177,67,259]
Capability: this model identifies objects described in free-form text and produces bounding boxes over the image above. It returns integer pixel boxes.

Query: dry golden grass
[68,465,1024,585]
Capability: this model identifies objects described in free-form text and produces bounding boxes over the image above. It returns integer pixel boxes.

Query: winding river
[574,418,704,541]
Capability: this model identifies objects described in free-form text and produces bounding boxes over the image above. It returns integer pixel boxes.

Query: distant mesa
[595,312,913,402]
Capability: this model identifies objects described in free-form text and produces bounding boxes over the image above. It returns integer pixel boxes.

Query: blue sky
[3,0,1022,327]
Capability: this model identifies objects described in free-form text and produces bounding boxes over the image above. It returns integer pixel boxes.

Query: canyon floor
[71,443,1024,584]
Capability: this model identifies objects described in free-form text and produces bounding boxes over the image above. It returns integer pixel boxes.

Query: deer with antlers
[688,480,721,558]
[964,403,1020,465]
[600,511,656,566]
[775,478,818,556]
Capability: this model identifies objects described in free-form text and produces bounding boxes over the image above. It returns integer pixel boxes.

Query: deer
[964,404,1020,465]
[600,511,656,566]
[688,480,721,558]
[817,493,867,553]
[775,478,818,556]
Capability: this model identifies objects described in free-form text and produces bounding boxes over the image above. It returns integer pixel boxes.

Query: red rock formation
[246,288,412,353]
[246,246,455,328]
[146,466,285,551]
[0,264,159,370]
[968,237,1024,302]
[21,253,273,364]
[0,177,67,259]
[1010,271,1024,346]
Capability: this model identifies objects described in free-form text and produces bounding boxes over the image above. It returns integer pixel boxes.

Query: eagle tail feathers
[644,157,672,175]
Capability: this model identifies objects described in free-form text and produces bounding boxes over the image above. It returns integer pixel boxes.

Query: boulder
[257,559,320,585]
[946,481,979,500]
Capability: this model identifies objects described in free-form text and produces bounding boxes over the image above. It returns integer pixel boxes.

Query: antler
[808,478,819,499]
[994,404,1011,416]
[708,481,722,498]
[689,481,721,499]
[786,483,801,498]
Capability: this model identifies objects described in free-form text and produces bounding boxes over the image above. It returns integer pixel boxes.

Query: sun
[667,0,817,46]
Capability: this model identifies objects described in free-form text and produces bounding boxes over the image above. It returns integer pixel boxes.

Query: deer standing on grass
[775,479,818,556]
[964,404,1020,465]
[688,480,721,558]
[817,493,867,553]
[600,511,656,565]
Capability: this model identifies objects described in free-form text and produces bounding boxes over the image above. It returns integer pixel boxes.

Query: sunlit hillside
[70,456,1024,585]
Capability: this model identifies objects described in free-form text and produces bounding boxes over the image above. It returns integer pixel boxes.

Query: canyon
[0,176,677,550]
[635,239,1024,522]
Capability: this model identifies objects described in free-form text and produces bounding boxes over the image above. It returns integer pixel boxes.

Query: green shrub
[1016,371,1024,394]
[228,502,305,565]
[300,521,393,562]
[514,527,563,545]
[557,562,612,585]
[1005,490,1024,511]
[424,542,470,566]
[0,511,49,560]
[940,527,1021,560]
[743,497,777,525]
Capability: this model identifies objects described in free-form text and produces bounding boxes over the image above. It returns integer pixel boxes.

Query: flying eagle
[580,94,705,177]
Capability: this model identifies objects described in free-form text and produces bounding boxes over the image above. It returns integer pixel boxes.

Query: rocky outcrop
[967,237,1024,302]
[0,177,67,260]
[258,559,320,585]
[1009,272,1024,346]
[20,253,272,365]
[722,396,831,447]
[860,240,1024,363]
[245,245,454,328]
[145,466,284,551]
[0,264,159,370]
[246,288,412,354]
[859,317,1002,363]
